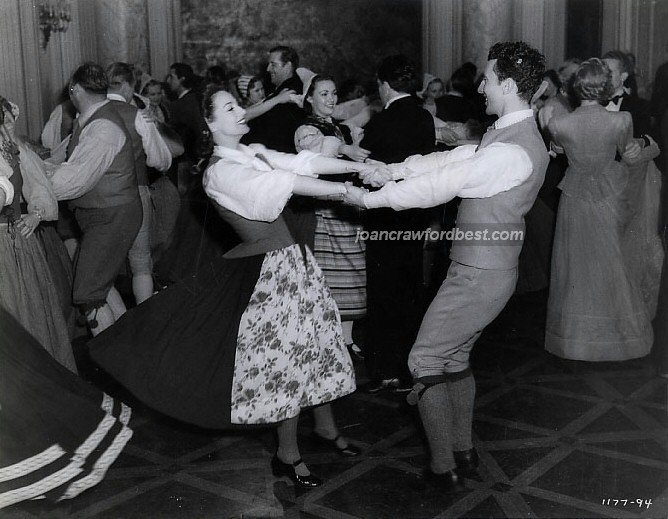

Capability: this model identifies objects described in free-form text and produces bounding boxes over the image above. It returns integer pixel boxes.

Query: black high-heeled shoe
[312,432,361,457]
[270,456,323,488]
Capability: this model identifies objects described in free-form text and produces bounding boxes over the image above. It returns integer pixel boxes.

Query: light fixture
[38,0,72,49]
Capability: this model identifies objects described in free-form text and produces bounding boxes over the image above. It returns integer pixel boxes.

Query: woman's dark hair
[488,41,545,103]
[247,76,263,98]
[70,62,109,94]
[543,69,561,91]
[377,54,417,94]
[201,84,229,120]
[572,58,613,102]
[206,65,227,85]
[303,74,336,115]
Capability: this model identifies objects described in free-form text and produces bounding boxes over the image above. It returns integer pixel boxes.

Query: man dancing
[344,41,549,491]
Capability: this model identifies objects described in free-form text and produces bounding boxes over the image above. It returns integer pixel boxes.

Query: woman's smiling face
[308,79,337,117]
[209,90,249,136]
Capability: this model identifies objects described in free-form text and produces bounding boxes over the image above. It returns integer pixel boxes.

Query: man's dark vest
[109,100,148,186]
[66,102,138,209]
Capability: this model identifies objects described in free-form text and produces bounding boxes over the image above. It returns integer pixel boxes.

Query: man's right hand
[359,165,393,188]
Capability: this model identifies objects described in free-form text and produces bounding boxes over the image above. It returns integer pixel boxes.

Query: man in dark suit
[602,50,651,137]
[157,62,226,284]
[360,54,436,393]
[165,62,210,192]
[436,67,483,124]
[242,45,305,153]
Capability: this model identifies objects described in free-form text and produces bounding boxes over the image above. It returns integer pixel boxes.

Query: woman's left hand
[16,213,40,238]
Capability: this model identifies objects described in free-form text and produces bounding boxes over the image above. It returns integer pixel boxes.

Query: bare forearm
[245,96,286,121]
[292,175,346,197]
[309,155,365,175]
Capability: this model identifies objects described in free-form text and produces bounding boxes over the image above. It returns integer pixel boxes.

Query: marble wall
[461,0,514,71]
[181,0,421,87]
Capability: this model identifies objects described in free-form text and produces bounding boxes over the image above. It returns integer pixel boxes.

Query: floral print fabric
[231,244,356,424]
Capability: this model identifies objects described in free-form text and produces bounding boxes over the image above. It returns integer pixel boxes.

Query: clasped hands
[337,162,394,208]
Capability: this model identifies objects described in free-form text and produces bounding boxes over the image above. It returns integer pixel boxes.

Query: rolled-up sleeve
[135,111,172,171]
[294,125,341,157]
[364,142,532,210]
[203,159,297,222]
[49,120,126,200]
[247,144,320,176]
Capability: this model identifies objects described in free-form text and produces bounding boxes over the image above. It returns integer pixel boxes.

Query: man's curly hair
[488,42,545,103]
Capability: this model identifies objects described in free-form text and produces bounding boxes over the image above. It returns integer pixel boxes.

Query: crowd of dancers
[1,38,666,508]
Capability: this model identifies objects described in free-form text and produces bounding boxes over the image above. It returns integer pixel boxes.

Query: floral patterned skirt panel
[231,244,356,424]
[89,245,355,429]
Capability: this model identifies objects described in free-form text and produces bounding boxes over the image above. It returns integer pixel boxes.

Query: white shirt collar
[213,144,255,162]
[106,93,127,103]
[178,88,191,99]
[493,109,534,130]
[78,99,110,126]
[384,93,411,110]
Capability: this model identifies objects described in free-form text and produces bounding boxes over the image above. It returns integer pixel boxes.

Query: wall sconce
[39,0,72,49]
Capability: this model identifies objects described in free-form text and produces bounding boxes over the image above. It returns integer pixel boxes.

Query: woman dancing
[90,84,377,487]
[544,58,651,361]
[294,74,369,358]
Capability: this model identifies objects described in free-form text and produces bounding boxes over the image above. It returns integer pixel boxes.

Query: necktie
[66,118,81,159]
[610,94,624,105]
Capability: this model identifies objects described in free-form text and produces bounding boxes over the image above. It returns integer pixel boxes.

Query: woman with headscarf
[294,74,370,358]
[0,95,76,372]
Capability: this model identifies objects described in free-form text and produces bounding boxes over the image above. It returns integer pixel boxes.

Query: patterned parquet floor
[5,290,668,519]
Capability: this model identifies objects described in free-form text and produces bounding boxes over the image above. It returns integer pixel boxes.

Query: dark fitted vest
[449,116,549,270]
[66,102,138,209]
[109,100,148,186]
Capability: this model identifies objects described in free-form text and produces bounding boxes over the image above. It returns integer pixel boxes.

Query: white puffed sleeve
[203,157,297,222]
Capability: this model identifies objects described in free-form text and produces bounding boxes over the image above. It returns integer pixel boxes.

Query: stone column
[422,0,463,83]
[147,0,182,79]
[95,0,149,70]
[461,0,514,72]
[542,0,567,70]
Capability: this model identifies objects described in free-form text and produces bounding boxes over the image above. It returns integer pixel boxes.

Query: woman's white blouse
[203,143,319,222]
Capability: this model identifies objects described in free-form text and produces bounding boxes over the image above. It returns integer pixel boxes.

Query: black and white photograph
[1,0,667,517]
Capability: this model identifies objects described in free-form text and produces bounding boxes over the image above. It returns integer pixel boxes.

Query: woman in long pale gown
[545,58,652,361]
